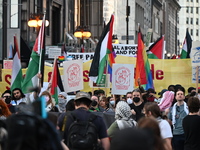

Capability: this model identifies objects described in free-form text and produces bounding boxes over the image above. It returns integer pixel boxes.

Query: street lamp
[74,26,91,52]
[167,53,171,59]
[28,14,49,35]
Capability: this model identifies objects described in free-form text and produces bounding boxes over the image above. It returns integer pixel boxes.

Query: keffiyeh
[115,101,137,129]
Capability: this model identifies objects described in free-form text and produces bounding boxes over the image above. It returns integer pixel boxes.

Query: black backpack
[5,113,63,150]
[67,112,100,150]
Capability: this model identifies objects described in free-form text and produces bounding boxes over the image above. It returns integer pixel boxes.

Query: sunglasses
[127,97,132,98]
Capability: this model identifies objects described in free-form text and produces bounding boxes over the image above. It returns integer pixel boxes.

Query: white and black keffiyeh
[115,101,137,129]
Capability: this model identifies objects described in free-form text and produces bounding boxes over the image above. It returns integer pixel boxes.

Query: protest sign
[3,60,13,69]
[191,41,200,67]
[112,64,134,95]
[63,59,83,93]
[48,48,61,58]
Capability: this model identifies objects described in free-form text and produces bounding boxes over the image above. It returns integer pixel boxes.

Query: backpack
[67,112,100,150]
[5,113,63,150]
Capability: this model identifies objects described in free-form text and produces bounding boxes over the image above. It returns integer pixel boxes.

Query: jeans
[172,134,185,150]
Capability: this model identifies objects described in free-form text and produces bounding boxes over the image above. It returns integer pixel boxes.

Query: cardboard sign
[112,64,134,95]
[89,74,110,88]
[63,59,83,93]
[192,66,200,83]
[48,48,61,58]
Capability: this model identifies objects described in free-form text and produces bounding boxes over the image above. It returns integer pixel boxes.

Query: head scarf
[115,101,137,129]
[115,101,132,120]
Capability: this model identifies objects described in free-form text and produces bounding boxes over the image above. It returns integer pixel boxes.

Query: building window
[196,18,199,25]
[191,29,193,36]
[196,7,199,14]
[155,17,159,33]
[191,18,193,24]
[196,29,199,36]
[191,7,193,13]
[186,17,189,24]
[186,7,189,13]
[10,1,19,28]
[191,0,193,2]
[197,0,199,3]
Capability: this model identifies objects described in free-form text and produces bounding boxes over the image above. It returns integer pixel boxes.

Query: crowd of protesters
[0,83,199,150]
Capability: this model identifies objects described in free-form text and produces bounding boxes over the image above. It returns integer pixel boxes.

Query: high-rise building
[178,0,200,54]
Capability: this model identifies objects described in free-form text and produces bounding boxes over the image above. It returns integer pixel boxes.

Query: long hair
[40,91,54,106]
[0,99,11,117]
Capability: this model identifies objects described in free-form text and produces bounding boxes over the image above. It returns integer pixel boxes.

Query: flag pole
[196,66,199,93]
[104,60,108,96]
[38,13,46,88]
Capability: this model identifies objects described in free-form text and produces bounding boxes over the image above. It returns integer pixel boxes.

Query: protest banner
[67,52,94,62]
[0,56,197,96]
[112,44,137,57]
[112,64,134,95]
[63,59,83,93]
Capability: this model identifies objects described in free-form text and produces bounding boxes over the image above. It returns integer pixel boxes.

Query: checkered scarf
[115,101,132,120]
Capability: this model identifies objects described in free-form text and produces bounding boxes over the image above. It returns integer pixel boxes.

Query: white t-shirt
[158,119,173,139]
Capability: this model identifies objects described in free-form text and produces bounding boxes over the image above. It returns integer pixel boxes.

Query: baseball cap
[75,92,91,101]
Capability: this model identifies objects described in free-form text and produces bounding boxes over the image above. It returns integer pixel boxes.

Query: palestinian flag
[50,58,64,104]
[10,35,23,91]
[89,15,115,84]
[22,15,45,93]
[147,35,164,59]
[180,29,192,59]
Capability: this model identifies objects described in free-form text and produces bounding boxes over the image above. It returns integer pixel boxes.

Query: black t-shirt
[183,115,200,150]
[129,102,145,122]
[63,107,108,144]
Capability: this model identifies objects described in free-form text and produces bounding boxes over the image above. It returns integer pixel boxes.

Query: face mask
[133,97,140,103]
[127,98,133,104]
[58,98,67,105]
[45,96,50,102]
[5,97,11,104]
[110,101,115,106]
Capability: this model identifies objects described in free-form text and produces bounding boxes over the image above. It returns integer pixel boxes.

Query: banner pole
[196,66,199,93]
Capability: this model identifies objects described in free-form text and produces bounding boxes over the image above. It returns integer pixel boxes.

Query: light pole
[126,0,130,44]
[74,26,91,52]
